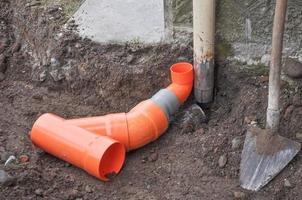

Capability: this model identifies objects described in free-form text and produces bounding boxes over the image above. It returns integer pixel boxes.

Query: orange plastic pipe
[30,113,125,181]
[30,62,193,180]
[65,62,194,150]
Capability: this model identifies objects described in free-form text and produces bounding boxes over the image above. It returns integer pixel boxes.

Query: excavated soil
[1,1,302,199]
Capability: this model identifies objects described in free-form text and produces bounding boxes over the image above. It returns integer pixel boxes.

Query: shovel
[240,0,301,191]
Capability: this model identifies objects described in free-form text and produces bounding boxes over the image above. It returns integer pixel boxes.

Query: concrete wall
[168,0,302,63]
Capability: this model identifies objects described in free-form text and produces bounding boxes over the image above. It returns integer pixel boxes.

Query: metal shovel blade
[240,127,301,191]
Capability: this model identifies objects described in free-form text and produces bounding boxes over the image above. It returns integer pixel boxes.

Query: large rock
[284,58,302,79]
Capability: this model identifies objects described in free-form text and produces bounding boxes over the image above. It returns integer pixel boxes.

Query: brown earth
[1,1,302,200]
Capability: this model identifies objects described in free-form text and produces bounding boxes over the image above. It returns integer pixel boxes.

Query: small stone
[39,70,47,82]
[75,43,82,48]
[244,116,251,124]
[25,1,41,7]
[34,188,43,196]
[250,120,257,125]
[284,179,292,188]
[296,133,302,140]
[284,105,294,119]
[218,155,227,168]
[85,185,92,193]
[244,115,257,124]
[148,153,158,162]
[0,72,5,82]
[126,55,135,63]
[0,170,16,187]
[19,155,29,163]
[231,137,241,150]
[233,191,246,199]
[284,58,302,79]
[50,57,60,67]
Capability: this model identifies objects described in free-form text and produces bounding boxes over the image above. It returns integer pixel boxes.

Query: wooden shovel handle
[266,0,288,131]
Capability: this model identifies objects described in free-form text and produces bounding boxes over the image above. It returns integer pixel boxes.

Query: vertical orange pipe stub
[168,62,194,103]
[31,113,125,181]
[170,62,194,85]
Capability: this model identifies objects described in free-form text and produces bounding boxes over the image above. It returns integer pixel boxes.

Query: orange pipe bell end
[30,113,126,181]
[167,62,194,103]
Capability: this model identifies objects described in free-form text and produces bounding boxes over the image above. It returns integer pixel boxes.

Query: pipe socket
[31,113,125,181]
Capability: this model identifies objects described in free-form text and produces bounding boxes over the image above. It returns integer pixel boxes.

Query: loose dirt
[1,1,302,200]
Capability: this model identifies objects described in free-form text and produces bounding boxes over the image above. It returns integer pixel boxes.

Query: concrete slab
[73,0,165,43]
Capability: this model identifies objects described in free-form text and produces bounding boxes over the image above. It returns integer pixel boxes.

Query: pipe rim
[98,142,126,180]
[170,62,193,74]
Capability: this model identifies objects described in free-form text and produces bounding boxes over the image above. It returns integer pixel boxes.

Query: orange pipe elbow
[30,62,193,180]
[66,62,193,150]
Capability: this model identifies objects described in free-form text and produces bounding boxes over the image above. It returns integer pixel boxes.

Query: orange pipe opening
[31,113,125,181]
[30,62,193,180]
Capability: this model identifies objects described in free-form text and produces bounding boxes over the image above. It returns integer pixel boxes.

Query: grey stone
[218,154,227,168]
[148,153,158,162]
[126,55,135,63]
[37,70,47,82]
[284,58,302,79]
[231,137,241,150]
[50,57,60,67]
[284,179,292,188]
[0,170,16,187]
[85,185,93,193]
[233,191,246,199]
[296,133,302,140]
[34,188,43,196]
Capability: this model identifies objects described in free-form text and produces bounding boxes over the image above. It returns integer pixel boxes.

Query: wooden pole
[266,0,288,131]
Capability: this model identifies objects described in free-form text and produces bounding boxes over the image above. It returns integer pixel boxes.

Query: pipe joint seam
[150,89,181,121]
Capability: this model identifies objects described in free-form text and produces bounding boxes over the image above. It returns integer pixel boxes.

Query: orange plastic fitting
[30,62,193,180]
[66,62,194,150]
[31,113,125,181]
